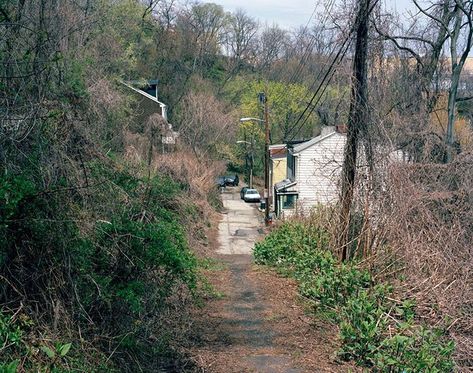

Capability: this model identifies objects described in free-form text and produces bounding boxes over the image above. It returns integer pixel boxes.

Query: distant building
[269,144,287,204]
[272,125,409,218]
[122,80,179,147]
[274,126,347,218]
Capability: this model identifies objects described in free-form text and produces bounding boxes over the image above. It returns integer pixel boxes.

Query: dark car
[216,176,226,188]
[240,187,248,199]
[224,174,239,186]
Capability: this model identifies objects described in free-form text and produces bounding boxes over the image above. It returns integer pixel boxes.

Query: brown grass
[380,154,473,369]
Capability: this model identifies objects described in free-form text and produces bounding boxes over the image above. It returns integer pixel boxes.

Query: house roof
[122,82,167,109]
[291,129,340,154]
[269,144,287,159]
[274,178,297,192]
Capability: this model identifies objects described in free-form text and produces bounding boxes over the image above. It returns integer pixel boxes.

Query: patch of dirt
[249,265,361,372]
[188,253,360,372]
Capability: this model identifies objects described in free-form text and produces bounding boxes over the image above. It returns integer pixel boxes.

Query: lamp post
[240,93,270,225]
[236,140,254,188]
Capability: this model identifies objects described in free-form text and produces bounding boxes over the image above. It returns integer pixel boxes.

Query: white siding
[295,133,346,211]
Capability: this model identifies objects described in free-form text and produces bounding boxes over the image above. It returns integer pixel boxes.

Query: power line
[287,0,381,141]
[286,32,352,140]
[289,41,351,140]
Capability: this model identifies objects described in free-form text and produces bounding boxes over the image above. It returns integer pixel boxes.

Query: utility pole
[260,92,270,225]
[337,0,371,261]
[237,137,254,188]
[243,132,250,188]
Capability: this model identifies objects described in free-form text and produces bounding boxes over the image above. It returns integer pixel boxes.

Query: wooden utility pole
[262,93,270,225]
[337,0,371,261]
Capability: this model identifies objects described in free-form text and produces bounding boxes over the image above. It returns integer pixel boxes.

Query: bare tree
[375,0,473,161]
[256,24,289,71]
[223,9,259,75]
[178,2,227,72]
[445,0,473,160]
[176,91,235,158]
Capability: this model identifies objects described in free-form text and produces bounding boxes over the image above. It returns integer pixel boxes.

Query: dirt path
[189,188,355,372]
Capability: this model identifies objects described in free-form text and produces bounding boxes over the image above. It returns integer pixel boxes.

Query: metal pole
[250,137,254,189]
[244,132,249,186]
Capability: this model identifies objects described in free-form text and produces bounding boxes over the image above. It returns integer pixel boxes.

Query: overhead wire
[286,34,352,140]
[287,0,381,141]
[288,40,352,140]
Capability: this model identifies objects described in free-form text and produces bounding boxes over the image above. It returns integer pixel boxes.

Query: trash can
[259,199,266,211]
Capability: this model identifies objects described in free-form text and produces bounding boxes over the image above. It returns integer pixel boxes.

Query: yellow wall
[431,94,473,148]
[272,158,287,185]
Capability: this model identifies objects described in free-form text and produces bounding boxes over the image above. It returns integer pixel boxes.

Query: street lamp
[240,117,264,123]
[236,140,254,188]
[238,92,270,225]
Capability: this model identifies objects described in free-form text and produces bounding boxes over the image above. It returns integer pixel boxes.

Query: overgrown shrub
[254,221,455,371]
[0,165,201,371]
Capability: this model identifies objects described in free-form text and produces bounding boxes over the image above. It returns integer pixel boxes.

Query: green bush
[374,328,455,372]
[0,174,36,257]
[0,311,23,350]
[338,285,390,362]
[254,221,455,371]
[254,221,328,268]
[255,222,371,316]
[0,166,200,370]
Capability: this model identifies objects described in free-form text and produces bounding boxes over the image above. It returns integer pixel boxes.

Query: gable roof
[269,144,287,159]
[274,178,297,192]
[122,82,167,107]
[122,81,168,121]
[291,130,341,154]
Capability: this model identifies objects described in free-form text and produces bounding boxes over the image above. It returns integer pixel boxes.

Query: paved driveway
[217,188,262,255]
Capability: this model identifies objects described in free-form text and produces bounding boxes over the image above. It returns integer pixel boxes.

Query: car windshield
[247,190,258,194]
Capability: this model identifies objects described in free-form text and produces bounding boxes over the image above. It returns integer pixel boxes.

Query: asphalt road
[217,187,263,255]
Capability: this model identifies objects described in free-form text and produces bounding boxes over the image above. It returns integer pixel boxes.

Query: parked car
[224,174,239,186]
[240,187,248,199]
[243,188,261,202]
[216,176,226,188]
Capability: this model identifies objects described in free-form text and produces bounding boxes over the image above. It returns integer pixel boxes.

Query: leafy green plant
[0,313,22,343]
[0,175,36,255]
[374,328,454,372]
[338,285,391,363]
[0,360,19,373]
[254,221,455,371]
[40,342,72,360]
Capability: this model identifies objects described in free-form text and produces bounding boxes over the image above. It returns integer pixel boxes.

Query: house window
[282,194,297,209]
[287,155,297,180]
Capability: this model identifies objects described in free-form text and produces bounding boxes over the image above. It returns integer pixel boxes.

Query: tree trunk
[446,1,473,162]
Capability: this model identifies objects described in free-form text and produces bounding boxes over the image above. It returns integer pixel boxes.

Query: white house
[274,126,347,217]
[122,81,179,146]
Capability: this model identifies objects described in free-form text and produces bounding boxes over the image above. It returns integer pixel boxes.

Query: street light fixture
[240,117,264,123]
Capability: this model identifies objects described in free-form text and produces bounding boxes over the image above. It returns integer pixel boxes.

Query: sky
[211,0,416,30]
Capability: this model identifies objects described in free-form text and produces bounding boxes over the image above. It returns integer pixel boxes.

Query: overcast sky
[211,0,416,30]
